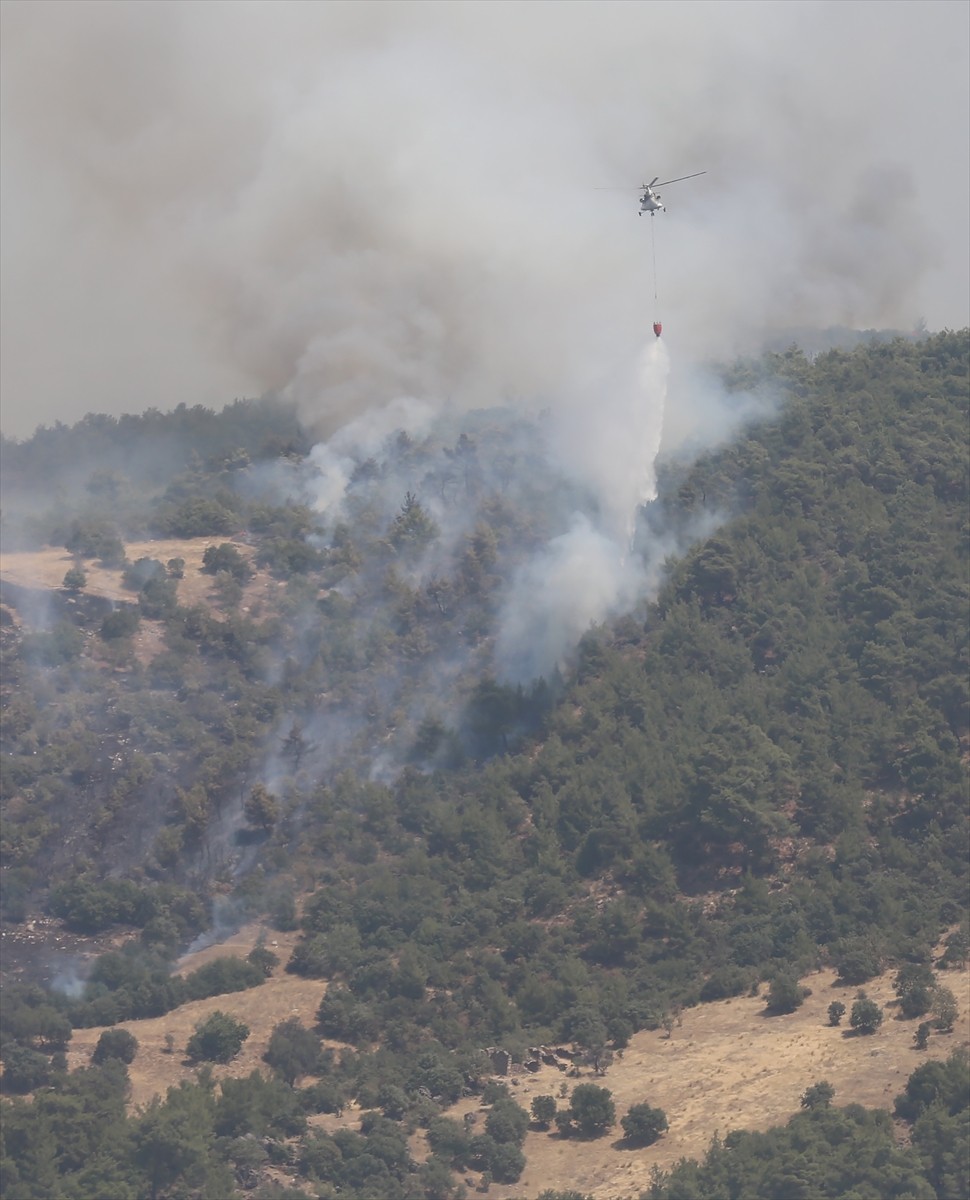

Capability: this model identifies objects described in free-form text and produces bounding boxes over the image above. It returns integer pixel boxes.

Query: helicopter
[594,171,706,215]
[596,171,707,339]
[636,172,706,215]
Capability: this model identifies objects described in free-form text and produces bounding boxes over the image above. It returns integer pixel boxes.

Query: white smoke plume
[495,337,668,682]
[305,396,436,515]
[2,1,967,443]
[2,1,967,696]
[549,340,670,544]
[494,515,641,686]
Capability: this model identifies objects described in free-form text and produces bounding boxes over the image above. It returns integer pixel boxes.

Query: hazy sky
[2,0,967,439]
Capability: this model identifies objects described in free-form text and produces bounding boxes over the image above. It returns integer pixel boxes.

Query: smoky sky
[1,0,967,439]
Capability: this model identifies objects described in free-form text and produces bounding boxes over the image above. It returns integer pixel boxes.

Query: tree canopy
[1,331,968,1198]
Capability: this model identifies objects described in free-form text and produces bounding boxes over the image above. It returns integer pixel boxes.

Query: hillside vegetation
[55,929,970,1200]
[1,330,968,1198]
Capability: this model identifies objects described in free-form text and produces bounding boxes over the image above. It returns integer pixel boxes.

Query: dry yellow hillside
[65,927,328,1109]
[0,539,287,664]
[64,923,969,1199]
[489,961,970,1199]
[0,538,283,613]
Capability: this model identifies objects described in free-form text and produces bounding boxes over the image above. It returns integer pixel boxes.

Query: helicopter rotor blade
[594,172,705,191]
[654,171,707,188]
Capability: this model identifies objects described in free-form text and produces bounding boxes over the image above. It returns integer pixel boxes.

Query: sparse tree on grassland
[800,1081,835,1109]
[556,1083,615,1138]
[766,973,809,1014]
[850,994,884,1035]
[186,1011,249,1063]
[92,1028,138,1065]
[621,1102,668,1145]
[263,1017,320,1086]
[931,986,958,1033]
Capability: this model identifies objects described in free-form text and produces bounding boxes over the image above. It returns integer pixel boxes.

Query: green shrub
[849,994,884,1035]
[92,1028,138,1065]
[186,1011,249,1063]
[621,1102,668,1145]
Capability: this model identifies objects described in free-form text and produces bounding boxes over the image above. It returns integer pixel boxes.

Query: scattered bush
[485,1097,529,1145]
[247,944,279,977]
[894,963,937,1019]
[427,1116,472,1168]
[482,1079,511,1105]
[186,1011,249,1063]
[122,557,166,591]
[100,608,140,641]
[556,1084,616,1138]
[849,994,884,1035]
[938,928,969,969]
[765,973,809,1014]
[184,957,264,1002]
[92,1028,138,1065]
[621,1102,668,1145]
[263,1018,321,1086]
[835,940,883,986]
[700,965,751,1003]
[300,1080,345,1115]
[202,542,251,582]
[932,986,959,1032]
[800,1081,835,1109]
[62,567,87,591]
[489,1141,526,1184]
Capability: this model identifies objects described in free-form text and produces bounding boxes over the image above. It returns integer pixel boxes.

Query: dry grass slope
[64,925,970,1199]
[66,928,328,1109]
[0,538,288,663]
[491,960,970,1199]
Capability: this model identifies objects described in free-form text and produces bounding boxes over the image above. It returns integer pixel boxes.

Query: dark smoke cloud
[1,0,967,440]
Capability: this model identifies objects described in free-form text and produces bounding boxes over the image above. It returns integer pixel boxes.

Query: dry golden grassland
[490,960,969,1199]
[3,540,208,605]
[0,538,283,611]
[0,538,287,663]
[66,928,325,1109]
[64,924,970,1200]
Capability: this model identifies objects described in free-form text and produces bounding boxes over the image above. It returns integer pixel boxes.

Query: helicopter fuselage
[638,188,664,215]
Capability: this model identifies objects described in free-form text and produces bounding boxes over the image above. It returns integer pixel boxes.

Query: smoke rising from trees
[2,0,967,442]
[5,0,966,697]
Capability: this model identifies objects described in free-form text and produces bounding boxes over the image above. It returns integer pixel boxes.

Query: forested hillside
[1,331,967,1198]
